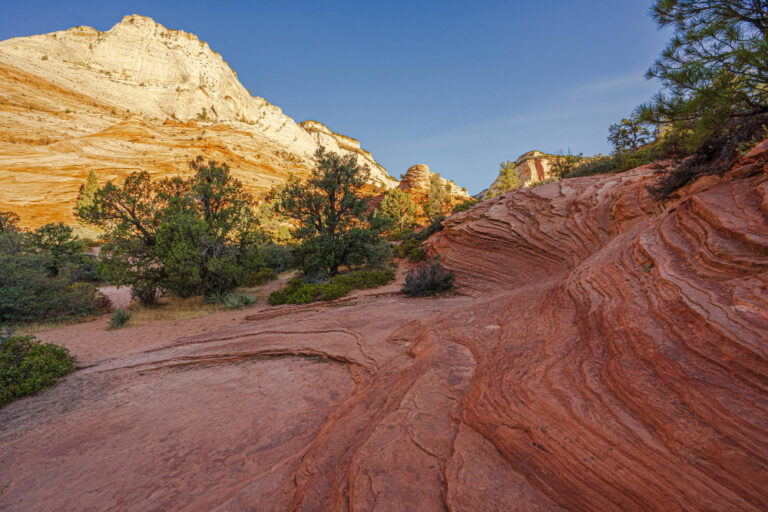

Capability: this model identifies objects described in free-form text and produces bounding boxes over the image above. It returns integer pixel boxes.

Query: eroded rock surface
[1,144,767,510]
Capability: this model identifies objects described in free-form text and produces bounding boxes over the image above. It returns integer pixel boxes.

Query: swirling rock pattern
[1,144,766,510]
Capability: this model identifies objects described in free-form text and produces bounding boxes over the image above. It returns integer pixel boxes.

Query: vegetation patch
[402,259,455,297]
[269,268,395,305]
[107,308,132,330]
[0,212,111,326]
[1,331,75,407]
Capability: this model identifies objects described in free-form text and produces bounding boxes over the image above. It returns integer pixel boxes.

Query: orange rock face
[1,145,766,510]
[395,163,471,222]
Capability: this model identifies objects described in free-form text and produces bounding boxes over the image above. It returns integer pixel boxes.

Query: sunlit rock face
[0,15,395,227]
[395,163,471,220]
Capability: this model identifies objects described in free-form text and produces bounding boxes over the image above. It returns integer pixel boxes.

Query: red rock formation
[394,163,470,222]
[1,143,766,510]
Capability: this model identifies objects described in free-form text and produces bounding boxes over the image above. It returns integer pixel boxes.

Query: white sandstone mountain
[0,14,396,187]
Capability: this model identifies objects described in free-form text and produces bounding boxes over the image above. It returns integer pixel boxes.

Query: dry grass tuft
[128,295,224,324]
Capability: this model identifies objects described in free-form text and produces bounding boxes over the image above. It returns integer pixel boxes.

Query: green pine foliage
[375,188,417,238]
[272,148,388,277]
[486,161,520,198]
[424,174,452,222]
[76,157,267,304]
[629,1,768,196]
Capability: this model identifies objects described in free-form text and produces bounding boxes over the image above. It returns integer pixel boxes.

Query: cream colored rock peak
[0,14,396,187]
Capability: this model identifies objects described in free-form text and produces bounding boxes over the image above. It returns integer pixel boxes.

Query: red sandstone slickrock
[2,142,767,511]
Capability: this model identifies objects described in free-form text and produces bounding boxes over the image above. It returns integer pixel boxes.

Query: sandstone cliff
[0,15,396,227]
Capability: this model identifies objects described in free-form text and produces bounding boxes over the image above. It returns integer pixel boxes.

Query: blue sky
[1,1,670,193]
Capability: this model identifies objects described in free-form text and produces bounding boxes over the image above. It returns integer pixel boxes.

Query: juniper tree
[272,148,387,277]
[76,157,262,303]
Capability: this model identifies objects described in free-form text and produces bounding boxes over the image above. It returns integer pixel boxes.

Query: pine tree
[75,171,99,224]
[486,161,520,198]
[376,188,416,237]
[424,174,452,222]
[608,116,655,154]
[639,0,768,148]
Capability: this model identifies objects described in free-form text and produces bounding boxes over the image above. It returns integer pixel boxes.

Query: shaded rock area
[1,143,767,510]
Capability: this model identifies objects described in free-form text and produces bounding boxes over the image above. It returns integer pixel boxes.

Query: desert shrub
[567,145,659,179]
[0,332,75,406]
[243,266,277,287]
[222,293,256,309]
[0,253,110,324]
[317,281,353,301]
[268,268,395,305]
[393,237,426,262]
[402,259,455,297]
[268,277,316,305]
[260,243,294,272]
[452,198,478,213]
[333,267,395,290]
[108,308,131,330]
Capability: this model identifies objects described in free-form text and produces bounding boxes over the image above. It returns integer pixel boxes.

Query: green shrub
[452,198,478,213]
[261,243,294,272]
[108,309,131,330]
[268,278,317,305]
[0,332,75,406]
[402,259,455,297]
[393,238,427,262]
[243,267,277,287]
[317,281,353,301]
[222,293,256,309]
[268,268,395,305]
[0,253,110,324]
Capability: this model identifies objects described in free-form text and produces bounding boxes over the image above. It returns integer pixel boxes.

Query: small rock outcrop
[396,164,470,220]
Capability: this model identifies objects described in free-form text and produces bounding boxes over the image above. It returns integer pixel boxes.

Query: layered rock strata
[1,143,766,510]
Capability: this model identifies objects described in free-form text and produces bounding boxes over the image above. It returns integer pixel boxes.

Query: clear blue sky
[1,1,669,193]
